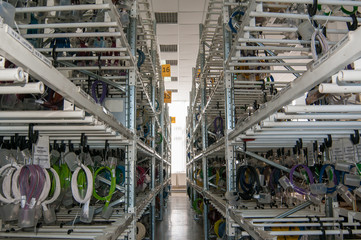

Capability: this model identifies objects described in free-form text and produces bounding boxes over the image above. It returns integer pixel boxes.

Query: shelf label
[33,49,52,67]
[164,90,172,103]
[7,26,34,53]
[162,64,171,77]
[171,117,176,123]
[33,135,50,169]
[6,26,53,67]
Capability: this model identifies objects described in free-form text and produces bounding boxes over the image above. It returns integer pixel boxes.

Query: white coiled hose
[71,164,93,204]
[40,168,61,211]
[136,222,146,240]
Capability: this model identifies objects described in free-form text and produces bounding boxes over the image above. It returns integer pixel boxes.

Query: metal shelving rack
[187,0,361,239]
[0,0,171,239]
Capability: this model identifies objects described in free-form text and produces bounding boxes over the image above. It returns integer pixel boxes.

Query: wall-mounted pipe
[0,82,44,94]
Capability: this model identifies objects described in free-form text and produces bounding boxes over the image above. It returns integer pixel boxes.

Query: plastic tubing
[42,168,61,210]
[116,165,126,185]
[18,165,45,209]
[289,164,314,195]
[213,116,224,135]
[0,68,26,82]
[0,82,45,94]
[91,80,107,104]
[71,164,93,204]
[93,166,116,207]
[229,10,244,33]
[319,164,338,193]
[319,83,361,93]
[338,70,361,82]
[136,166,146,186]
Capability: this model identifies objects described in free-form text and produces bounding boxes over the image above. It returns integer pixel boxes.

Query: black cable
[307,0,318,17]
[236,165,260,200]
[347,13,358,31]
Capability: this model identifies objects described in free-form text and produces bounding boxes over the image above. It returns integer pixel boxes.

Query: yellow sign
[162,64,171,77]
[171,117,176,123]
[164,91,172,104]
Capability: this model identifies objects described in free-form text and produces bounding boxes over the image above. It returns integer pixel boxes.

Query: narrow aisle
[155,192,204,240]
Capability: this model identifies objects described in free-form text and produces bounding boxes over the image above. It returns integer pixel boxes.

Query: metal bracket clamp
[128,69,136,86]
[226,209,236,237]
[225,73,232,89]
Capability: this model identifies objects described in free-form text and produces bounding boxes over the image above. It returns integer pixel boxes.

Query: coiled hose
[236,165,261,200]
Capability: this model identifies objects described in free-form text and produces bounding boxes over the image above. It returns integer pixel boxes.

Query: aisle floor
[155,192,204,240]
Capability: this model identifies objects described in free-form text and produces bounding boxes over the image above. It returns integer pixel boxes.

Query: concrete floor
[155,192,204,240]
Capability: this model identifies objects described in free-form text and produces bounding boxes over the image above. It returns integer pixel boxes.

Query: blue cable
[218,221,226,238]
[228,10,244,33]
[319,164,338,194]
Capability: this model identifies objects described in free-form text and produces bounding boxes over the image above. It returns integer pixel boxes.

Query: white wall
[169,101,188,173]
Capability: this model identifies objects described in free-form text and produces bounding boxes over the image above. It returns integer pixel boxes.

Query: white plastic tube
[262,121,361,128]
[338,70,361,82]
[0,68,26,83]
[284,105,361,113]
[319,83,361,93]
[0,82,44,94]
[37,168,51,206]
[275,113,361,120]
[71,164,93,204]
[0,164,20,204]
[0,110,85,119]
[42,168,61,210]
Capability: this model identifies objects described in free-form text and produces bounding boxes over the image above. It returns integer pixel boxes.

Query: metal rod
[236,148,302,177]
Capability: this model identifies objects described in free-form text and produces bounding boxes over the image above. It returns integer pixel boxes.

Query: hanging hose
[156,132,163,145]
[91,80,107,104]
[214,219,226,238]
[137,166,147,186]
[137,49,145,69]
[311,28,329,61]
[136,222,146,240]
[319,164,339,194]
[116,165,126,185]
[213,116,224,137]
[228,10,244,33]
[289,164,314,195]
[192,198,203,214]
[236,165,261,200]
[93,166,116,210]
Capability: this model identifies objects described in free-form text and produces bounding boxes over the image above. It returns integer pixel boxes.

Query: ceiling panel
[156,25,179,35]
[179,12,203,25]
[178,34,199,44]
[179,59,196,67]
[179,44,198,59]
[178,67,192,77]
[179,24,199,34]
[151,0,178,12]
[179,0,206,11]
[160,52,178,61]
[157,35,178,44]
